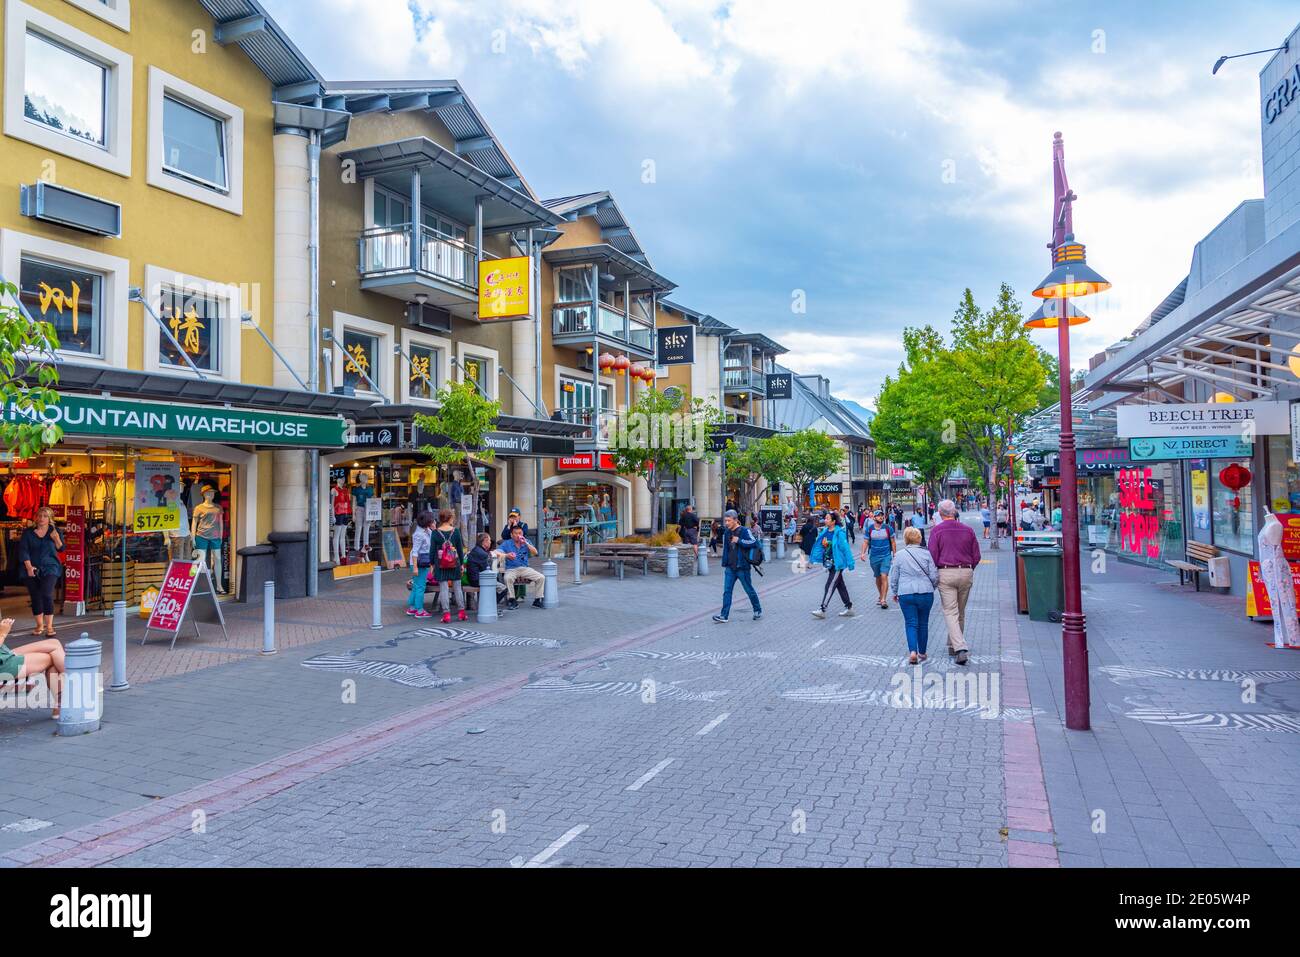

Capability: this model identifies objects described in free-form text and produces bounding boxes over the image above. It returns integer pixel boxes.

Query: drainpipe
[531,227,543,540]
[307,130,321,597]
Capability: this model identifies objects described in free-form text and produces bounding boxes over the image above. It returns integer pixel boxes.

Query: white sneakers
[838,608,856,617]
[811,609,827,619]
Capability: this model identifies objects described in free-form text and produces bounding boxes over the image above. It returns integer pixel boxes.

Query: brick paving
[4,515,1294,867]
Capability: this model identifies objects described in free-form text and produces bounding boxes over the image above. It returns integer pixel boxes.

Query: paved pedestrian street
[4,517,1294,869]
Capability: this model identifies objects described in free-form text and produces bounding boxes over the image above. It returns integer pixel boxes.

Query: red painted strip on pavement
[999,578,1059,868]
[6,569,817,868]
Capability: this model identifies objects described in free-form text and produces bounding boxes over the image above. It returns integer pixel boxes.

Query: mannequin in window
[331,475,351,564]
[191,485,226,593]
[1258,511,1300,648]
[352,473,375,554]
[165,487,190,561]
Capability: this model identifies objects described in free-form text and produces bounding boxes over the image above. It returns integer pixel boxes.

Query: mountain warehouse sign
[1,394,346,448]
[1116,400,1289,439]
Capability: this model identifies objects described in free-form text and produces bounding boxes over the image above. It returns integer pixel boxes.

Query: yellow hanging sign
[477,256,531,320]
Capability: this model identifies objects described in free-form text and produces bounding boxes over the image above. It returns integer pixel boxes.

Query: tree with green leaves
[781,429,844,509]
[414,380,500,541]
[871,326,964,511]
[607,387,721,532]
[943,284,1047,547]
[724,435,791,519]
[0,280,63,457]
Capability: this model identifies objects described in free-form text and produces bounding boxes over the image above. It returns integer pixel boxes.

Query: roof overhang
[1084,216,1300,405]
[350,405,589,438]
[728,331,789,355]
[44,363,378,416]
[339,137,562,232]
[543,244,676,294]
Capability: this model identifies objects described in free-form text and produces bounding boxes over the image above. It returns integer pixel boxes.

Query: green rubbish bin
[1021,546,1064,622]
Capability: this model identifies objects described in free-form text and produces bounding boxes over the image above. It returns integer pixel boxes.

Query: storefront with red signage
[542,451,630,553]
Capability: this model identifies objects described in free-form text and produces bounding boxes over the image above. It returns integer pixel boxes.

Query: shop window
[462,354,493,398]
[1209,457,1254,553]
[158,284,220,372]
[162,94,227,192]
[23,30,105,146]
[343,329,379,394]
[1266,435,1300,513]
[408,343,440,401]
[18,256,103,357]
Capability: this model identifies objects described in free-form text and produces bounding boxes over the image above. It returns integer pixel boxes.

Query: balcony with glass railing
[358,223,477,297]
[554,405,621,448]
[723,367,767,395]
[552,300,654,355]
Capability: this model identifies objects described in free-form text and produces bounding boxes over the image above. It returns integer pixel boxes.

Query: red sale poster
[63,506,86,604]
[1245,560,1300,618]
[146,560,201,633]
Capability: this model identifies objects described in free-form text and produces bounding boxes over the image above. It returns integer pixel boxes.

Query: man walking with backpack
[714,510,762,623]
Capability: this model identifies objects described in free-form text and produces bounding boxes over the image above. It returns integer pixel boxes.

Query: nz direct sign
[1129,436,1253,461]
[1,394,346,447]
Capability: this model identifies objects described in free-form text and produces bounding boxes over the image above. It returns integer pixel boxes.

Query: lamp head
[1212,55,1229,75]
[1032,236,1111,299]
[1024,298,1090,329]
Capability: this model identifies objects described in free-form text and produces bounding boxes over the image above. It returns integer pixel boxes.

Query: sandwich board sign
[141,559,227,651]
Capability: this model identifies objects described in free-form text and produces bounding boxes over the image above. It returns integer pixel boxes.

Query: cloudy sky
[264,0,1298,406]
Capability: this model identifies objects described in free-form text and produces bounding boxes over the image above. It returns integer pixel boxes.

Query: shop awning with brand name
[349,407,585,457]
[5,393,348,449]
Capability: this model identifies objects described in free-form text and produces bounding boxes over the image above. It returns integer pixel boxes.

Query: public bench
[1168,541,1220,591]
[582,549,651,580]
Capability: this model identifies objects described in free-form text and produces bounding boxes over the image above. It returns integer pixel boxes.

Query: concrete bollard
[696,546,709,576]
[776,535,786,560]
[762,536,773,563]
[261,580,277,656]
[542,561,559,608]
[665,545,679,578]
[370,565,383,630]
[57,634,102,736]
[573,540,582,584]
[477,570,499,622]
[109,600,129,692]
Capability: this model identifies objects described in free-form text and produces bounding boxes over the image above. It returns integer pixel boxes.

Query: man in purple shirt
[927,499,980,665]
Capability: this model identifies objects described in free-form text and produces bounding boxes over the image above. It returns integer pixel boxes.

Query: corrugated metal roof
[195,0,321,89]
[542,191,653,266]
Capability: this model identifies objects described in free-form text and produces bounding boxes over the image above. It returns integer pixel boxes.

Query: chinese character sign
[477,256,531,320]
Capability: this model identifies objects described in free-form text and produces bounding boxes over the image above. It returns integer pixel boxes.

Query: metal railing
[555,405,619,444]
[723,367,765,390]
[358,223,476,291]
[552,301,653,350]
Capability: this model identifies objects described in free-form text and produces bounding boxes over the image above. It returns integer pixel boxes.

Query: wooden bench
[582,550,650,580]
[1168,541,1220,591]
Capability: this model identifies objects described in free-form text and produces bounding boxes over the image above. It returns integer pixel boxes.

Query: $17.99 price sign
[146,561,201,633]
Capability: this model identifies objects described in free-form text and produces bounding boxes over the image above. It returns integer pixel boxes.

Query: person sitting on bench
[466,532,510,609]
[0,617,65,719]
[499,526,545,609]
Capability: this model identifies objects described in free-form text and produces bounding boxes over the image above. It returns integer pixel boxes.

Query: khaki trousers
[504,565,545,598]
[936,567,974,653]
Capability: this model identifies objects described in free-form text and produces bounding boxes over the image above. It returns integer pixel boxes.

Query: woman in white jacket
[889,526,940,665]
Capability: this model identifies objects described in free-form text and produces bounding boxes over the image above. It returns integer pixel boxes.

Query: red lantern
[598,352,615,371]
[614,355,630,375]
[643,365,657,382]
[1218,464,1252,491]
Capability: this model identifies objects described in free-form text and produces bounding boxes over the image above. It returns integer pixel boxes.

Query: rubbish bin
[1021,546,1064,623]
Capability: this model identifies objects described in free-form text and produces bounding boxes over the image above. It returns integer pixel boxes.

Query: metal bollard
[57,633,102,736]
[776,535,786,560]
[762,536,773,563]
[696,545,709,576]
[665,545,679,578]
[542,561,559,608]
[370,565,383,630]
[109,600,129,692]
[573,540,582,584]
[477,569,499,622]
[261,580,277,655]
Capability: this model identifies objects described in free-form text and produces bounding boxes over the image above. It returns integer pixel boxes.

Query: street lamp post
[1028,240,1109,732]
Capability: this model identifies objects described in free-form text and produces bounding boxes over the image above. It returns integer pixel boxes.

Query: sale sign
[63,505,86,603]
[146,561,202,633]
[133,460,181,532]
[1117,467,1162,559]
[1270,513,1300,560]
[1245,560,1300,618]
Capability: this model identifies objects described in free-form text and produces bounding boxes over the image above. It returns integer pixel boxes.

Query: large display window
[1209,456,1254,554]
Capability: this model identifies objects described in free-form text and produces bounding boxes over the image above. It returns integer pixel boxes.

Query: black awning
[352,405,588,439]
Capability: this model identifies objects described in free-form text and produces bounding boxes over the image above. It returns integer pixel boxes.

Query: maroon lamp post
[1027,241,1110,731]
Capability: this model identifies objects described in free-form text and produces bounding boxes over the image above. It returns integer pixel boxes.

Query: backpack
[435,530,459,570]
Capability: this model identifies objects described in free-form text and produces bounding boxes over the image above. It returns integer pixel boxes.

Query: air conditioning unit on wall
[407,302,451,333]
[577,351,594,372]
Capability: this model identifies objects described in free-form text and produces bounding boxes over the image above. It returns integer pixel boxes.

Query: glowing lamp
[1211,391,1236,403]
[1024,298,1090,329]
[1032,236,1111,299]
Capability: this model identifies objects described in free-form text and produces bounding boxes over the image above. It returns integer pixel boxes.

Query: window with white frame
[146,67,243,214]
[2,228,128,368]
[332,313,392,399]
[4,2,133,176]
[18,256,103,358]
[343,329,379,394]
[400,330,448,405]
[63,0,130,31]
[461,353,493,399]
[157,283,221,372]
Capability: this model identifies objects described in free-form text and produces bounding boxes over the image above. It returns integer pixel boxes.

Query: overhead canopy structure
[545,192,654,265]
[543,244,676,294]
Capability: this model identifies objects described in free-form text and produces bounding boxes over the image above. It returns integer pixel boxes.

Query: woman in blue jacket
[809,510,856,619]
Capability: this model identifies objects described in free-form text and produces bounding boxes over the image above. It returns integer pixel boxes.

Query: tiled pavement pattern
[1021,556,1300,867]
[5,515,1295,867]
[4,521,1016,867]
